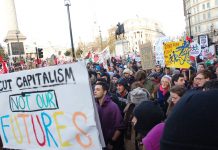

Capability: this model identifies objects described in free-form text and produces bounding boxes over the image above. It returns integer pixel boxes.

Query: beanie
[117,78,129,90]
[133,101,164,136]
[123,68,133,75]
[161,90,218,150]
[129,87,150,105]
[113,74,121,79]
[172,69,180,76]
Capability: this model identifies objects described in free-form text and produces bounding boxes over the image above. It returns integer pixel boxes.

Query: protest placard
[164,41,190,69]
[154,37,170,67]
[139,42,155,70]
[190,41,201,57]
[0,62,102,150]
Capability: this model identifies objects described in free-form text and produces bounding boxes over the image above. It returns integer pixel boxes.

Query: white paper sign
[0,63,102,150]
[190,41,201,57]
[202,45,215,58]
[154,37,170,67]
[199,35,208,48]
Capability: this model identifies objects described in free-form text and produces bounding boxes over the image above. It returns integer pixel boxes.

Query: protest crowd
[0,41,218,150]
[87,55,218,150]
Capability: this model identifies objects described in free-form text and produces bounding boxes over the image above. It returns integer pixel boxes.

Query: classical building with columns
[123,17,165,54]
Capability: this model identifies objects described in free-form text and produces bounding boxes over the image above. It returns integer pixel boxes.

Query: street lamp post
[187,12,192,38]
[99,26,103,50]
[64,0,76,60]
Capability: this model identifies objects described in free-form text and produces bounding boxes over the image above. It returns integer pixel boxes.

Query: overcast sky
[0,0,186,48]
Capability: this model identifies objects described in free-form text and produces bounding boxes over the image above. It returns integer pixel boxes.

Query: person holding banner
[94,82,125,150]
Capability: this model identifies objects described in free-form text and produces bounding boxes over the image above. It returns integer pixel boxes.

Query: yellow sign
[164,41,190,69]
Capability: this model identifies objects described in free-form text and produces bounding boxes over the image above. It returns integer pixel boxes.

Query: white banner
[0,63,102,150]
[154,37,170,67]
[98,47,111,69]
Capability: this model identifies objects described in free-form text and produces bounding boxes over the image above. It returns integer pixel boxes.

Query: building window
[215,21,218,28]
[203,13,206,20]
[216,0,218,5]
[207,24,211,31]
[207,2,210,8]
[195,26,198,32]
[197,6,199,12]
[198,25,201,32]
[208,12,211,19]
[193,0,195,3]
[202,4,205,10]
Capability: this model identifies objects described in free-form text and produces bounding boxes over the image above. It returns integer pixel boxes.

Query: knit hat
[162,75,171,82]
[129,87,150,105]
[95,65,101,71]
[100,72,109,78]
[133,101,164,136]
[172,69,180,76]
[112,74,121,79]
[161,90,218,150]
[117,78,129,90]
[123,68,132,75]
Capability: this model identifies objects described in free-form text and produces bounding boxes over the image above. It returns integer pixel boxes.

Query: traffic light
[38,48,43,58]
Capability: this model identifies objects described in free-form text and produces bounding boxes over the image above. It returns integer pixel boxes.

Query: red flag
[35,59,42,64]
[186,36,193,43]
[2,61,8,73]
[94,54,99,63]
[85,52,92,59]
[0,57,8,74]
[190,56,195,61]
[54,57,58,65]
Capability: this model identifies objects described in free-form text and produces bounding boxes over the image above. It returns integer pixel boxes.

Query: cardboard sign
[0,63,102,150]
[139,42,155,70]
[164,41,190,69]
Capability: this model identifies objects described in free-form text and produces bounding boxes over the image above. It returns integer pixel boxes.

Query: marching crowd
[88,58,218,150]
